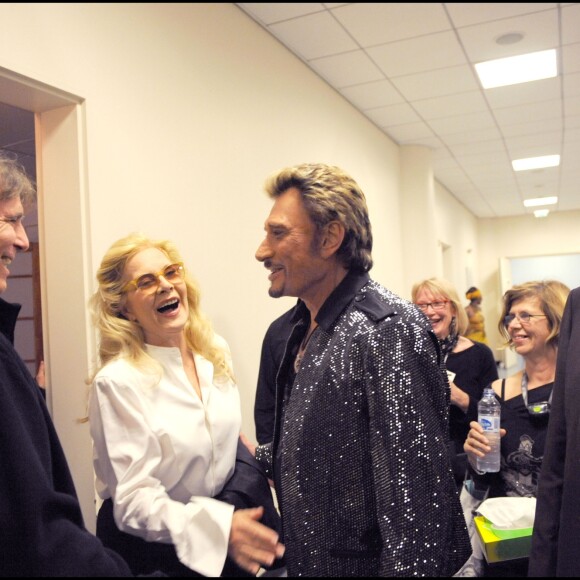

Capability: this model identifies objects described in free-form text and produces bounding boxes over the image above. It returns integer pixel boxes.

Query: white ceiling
[236,2,580,219]
[1,4,578,220]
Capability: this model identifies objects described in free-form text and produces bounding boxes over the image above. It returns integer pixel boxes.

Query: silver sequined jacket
[256,271,471,577]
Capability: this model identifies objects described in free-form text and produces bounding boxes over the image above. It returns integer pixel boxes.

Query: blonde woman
[412,278,498,489]
[88,233,284,577]
[464,280,570,577]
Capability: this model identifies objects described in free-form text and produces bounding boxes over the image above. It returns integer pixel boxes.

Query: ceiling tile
[562,42,580,74]
[445,3,556,28]
[331,3,450,46]
[484,77,560,109]
[309,50,384,87]
[428,110,496,136]
[562,3,580,44]
[384,122,435,143]
[440,126,503,146]
[456,9,559,63]
[447,139,505,158]
[412,91,488,120]
[237,3,324,25]
[565,96,580,117]
[392,64,480,101]
[339,79,404,110]
[235,2,580,217]
[564,126,580,145]
[506,130,562,150]
[457,157,513,175]
[269,12,358,60]
[367,31,466,78]
[564,73,580,98]
[493,99,562,127]
[406,135,445,150]
[500,117,563,138]
[365,102,421,127]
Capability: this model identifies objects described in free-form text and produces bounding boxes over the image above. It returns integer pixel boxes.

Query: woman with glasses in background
[87,233,284,578]
[412,278,499,490]
[463,280,570,577]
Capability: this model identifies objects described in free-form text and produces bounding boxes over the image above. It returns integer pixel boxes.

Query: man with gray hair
[249,162,471,576]
[0,152,134,576]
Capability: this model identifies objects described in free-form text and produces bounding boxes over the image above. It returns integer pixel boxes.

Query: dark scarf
[439,316,459,359]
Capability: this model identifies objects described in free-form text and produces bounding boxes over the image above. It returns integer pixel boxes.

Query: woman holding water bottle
[412,278,498,490]
[463,280,569,576]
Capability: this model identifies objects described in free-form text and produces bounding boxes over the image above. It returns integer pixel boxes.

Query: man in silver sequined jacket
[248,163,471,577]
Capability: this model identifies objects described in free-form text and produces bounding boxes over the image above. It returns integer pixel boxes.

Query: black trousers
[97,498,252,577]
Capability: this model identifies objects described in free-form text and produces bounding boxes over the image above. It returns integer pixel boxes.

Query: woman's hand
[449,381,469,413]
[228,507,285,575]
[240,432,256,457]
[464,420,506,470]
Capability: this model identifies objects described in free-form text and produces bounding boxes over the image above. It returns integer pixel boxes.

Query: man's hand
[228,506,285,575]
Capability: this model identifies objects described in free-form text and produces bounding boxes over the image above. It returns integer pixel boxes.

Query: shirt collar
[289,269,370,332]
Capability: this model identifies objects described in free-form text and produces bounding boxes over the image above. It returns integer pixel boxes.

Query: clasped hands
[229,432,284,575]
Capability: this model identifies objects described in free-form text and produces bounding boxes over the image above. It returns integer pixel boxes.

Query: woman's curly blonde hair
[88,233,233,384]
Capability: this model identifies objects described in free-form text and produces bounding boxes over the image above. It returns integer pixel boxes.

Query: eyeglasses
[122,263,184,294]
[503,312,547,328]
[416,301,449,311]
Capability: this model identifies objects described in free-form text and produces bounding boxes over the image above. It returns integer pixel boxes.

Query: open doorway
[0,102,43,378]
[0,67,100,530]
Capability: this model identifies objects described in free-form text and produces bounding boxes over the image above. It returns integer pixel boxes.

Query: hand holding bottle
[464,420,507,472]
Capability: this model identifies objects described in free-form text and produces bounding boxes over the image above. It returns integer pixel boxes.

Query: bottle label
[479,415,500,431]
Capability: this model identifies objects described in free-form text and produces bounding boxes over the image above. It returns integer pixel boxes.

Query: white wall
[0,3,412,528]
[433,181,480,298]
[0,3,578,532]
[479,210,580,359]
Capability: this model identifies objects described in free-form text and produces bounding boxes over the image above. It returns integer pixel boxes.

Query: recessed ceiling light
[534,209,550,218]
[512,154,560,171]
[475,49,557,89]
[523,196,558,208]
[496,32,524,45]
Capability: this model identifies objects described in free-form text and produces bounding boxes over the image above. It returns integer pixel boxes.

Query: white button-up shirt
[89,336,241,576]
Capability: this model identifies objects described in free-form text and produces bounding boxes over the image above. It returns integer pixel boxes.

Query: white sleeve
[89,374,234,577]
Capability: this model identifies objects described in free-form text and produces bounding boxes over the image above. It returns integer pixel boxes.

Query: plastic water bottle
[477,387,501,473]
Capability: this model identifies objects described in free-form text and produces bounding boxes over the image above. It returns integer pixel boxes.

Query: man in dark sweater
[0,152,133,576]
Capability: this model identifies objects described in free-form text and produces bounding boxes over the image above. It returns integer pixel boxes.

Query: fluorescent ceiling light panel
[534,209,550,218]
[512,154,560,171]
[523,196,558,207]
[475,49,557,89]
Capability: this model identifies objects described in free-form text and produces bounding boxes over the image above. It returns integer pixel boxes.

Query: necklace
[294,324,318,373]
[521,371,553,410]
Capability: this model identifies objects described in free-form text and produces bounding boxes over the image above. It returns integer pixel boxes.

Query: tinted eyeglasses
[123,263,185,294]
[503,312,547,328]
[416,301,449,311]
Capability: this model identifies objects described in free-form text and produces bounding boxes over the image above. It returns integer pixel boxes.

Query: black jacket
[255,270,470,577]
[529,287,580,576]
[254,303,298,445]
[0,298,133,576]
[0,296,21,344]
